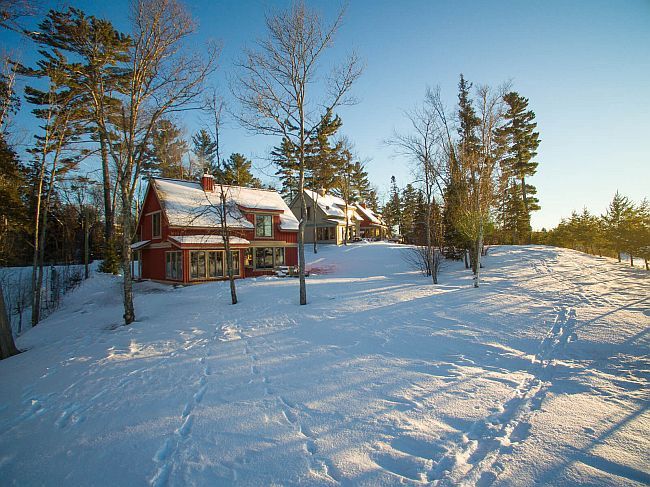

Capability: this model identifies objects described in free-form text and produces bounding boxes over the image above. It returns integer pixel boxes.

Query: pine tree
[443,74,478,260]
[400,184,419,244]
[272,137,299,201]
[603,192,634,262]
[221,153,261,187]
[0,134,28,265]
[192,129,217,175]
[145,119,188,178]
[305,111,343,191]
[32,7,131,263]
[382,176,401,236]
[500,92,541,243]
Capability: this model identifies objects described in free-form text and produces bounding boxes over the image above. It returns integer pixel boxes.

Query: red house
[132,176,299,283]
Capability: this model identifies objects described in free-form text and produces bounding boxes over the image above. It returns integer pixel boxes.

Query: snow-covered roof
[305,189,347,218]
[130,240,150,250]
[355,204,385,226]
[152,178,299,231]
[169,235,250,246]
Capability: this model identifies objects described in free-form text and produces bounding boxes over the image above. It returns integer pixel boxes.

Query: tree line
[532,192,650,269]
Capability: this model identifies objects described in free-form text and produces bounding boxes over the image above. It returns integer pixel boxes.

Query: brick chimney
[201,173,214,192]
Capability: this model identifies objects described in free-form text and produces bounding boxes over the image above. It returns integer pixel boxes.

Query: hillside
[0,243,648,486]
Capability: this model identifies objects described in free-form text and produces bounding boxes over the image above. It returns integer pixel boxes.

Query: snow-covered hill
[0,243,648,486]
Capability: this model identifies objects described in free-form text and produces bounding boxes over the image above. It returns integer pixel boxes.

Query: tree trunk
[617,251,621,263]
[0,286,20,360]
[645,258,648,271]
[298,189,307,305]
[473,226,484,288]
[344,201,349,246]
[84,210,90,280]
[630,254,634,267]
[464,249,469,269]
[312,194,318,254]
[100,132,114,242]
[120,192,135,325]
[220,188,237,305]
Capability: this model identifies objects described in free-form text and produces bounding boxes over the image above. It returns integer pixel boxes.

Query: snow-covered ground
[0,243,648,486]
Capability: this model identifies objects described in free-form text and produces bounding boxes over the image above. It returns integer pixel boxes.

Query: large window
[317,227,335,241]
[255,247,274,269]
[152,212,161,238]
[190,250,241,280]
[230,250,240,275]
[190,251,207,279]
[254,247,285,269]
[166,251,182,280]
[274,247,285,266]
[255,214,273,238]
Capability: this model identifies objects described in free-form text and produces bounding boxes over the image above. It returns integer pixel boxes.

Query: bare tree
[90,0,217,324]
[233,2,362,305]
[389,96,445,284]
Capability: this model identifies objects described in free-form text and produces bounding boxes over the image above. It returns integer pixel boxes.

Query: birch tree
[234,1,362,305]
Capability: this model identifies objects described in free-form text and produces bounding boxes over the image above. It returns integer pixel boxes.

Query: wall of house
[138,187,167,242]
[140,247,169,281]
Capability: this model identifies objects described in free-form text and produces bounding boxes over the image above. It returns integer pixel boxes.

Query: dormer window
[255,214,273,238]
[152,212,161,238]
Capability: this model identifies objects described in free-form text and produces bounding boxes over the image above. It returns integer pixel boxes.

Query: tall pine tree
[500,92,540,243]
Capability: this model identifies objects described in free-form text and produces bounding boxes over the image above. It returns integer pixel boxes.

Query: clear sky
[2,0,649,229]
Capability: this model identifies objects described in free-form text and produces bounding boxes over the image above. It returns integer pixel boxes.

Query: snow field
[0,242,648,486]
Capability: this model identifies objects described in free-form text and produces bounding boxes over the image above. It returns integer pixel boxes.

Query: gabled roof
[355,204,385,226]
[152,178,299,231]
[304,189,347,218]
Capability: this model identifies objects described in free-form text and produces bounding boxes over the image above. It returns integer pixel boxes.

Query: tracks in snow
[149,322,239,487]
[431,301,578,486]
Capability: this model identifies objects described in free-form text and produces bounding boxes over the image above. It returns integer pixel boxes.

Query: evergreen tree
[31,7,132,262]
[603,192,634,262]
[500,92,541,243]
[272,137,299,201]
[192,129,217,175]
[382,176,401,236]
[442,74,478,260]
[221,153,261,187]
[145,119,188,178]
[305,111,343,191]
[400,183,419,244]
[0,134,28,265]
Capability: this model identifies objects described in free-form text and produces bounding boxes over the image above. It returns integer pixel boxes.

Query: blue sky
[2,0,649,229]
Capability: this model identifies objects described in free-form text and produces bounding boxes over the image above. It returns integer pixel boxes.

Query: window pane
[255,248,274,268]
[216,251,224,277]
[152,213,160,237]
[256,215,272,237]
[244,248,253,267]
[274,247,285,266]
[198,251,206,278]
[191,252,198,279]
[208,252,217,278]
[230,251,240,275]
